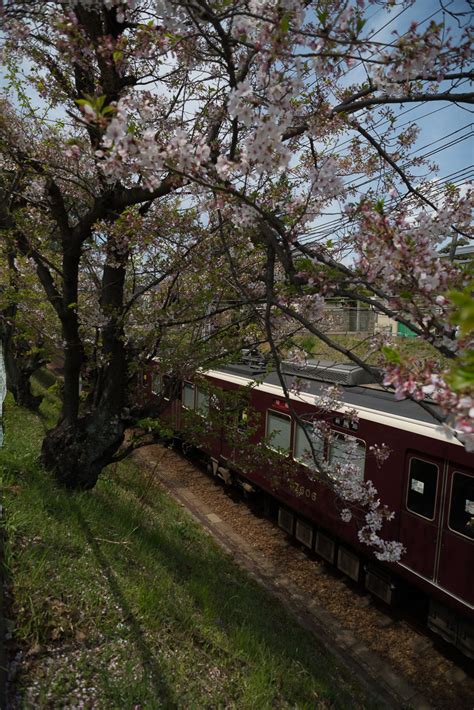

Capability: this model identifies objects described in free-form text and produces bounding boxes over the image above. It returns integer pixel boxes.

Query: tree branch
[334,91,474,115]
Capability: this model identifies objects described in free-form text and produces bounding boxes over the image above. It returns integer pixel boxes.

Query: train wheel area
[134,441,474,710]
[176,439,474,656]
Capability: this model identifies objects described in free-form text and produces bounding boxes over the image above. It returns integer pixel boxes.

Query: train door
[436,467,474,605]
[399,454,444,579]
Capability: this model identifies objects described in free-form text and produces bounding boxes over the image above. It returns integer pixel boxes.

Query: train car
[143,358,474,658]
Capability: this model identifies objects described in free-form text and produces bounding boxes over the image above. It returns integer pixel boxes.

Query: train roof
[266,370,441,425]
[213,363,441,425]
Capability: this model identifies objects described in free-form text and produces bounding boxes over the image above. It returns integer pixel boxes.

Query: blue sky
[1,0,471,238]
[302,0,473,244]
[357,0,472,183]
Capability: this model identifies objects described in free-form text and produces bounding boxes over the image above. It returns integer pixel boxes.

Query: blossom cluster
[384,363,474,451]
[354,197,470,301]
[95,98,215,189]
[370,21,447,95]
[228,73,303,175]
[369,443,393,468]
[352,192,473,364]
[2,0,472,554]
[317,436,404,562]
[309,157,346,205]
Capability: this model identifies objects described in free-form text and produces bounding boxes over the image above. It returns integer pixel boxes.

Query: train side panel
[142,366,474,653]
[205,374,474,624]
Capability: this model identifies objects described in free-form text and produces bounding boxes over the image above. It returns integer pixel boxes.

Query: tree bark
[4,354,43,410]
[40,238,131,488]
[40,414,125,489]
[1,325,44,411]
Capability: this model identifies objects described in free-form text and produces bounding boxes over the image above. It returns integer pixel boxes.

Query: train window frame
[328,431,366,481]
[162,374,172,401]
[182,381,196,410]
[196,387,210,417]
[447,471,474,542]
[293,421,325,468]
[151,372,162,396]
[266,409,292,454]
[236,406,249,432]
[405,456,439,522]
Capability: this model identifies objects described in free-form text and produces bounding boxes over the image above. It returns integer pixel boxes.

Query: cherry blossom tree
[0,0,472,557]
[0,168,52,409]
[0,85,263,485]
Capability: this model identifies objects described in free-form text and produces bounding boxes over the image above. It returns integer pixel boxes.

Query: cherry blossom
[0,0,471,562]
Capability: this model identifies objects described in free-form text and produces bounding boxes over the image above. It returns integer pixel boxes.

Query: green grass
[0,394,375,708]
[30,371,62,429]
[297,333,447,367]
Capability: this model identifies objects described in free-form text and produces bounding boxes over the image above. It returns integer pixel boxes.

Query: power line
[319,80,470,157]
[300,165,473,243]
[334,126,473,195]
[409,123,473,156]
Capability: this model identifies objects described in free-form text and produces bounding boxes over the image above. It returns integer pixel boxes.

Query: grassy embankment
[297,333,447,366]
[0,377,373,708]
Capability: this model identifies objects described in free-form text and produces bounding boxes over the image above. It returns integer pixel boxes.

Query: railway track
[135,443,474,710]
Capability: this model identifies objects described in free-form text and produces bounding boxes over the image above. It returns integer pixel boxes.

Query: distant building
[320,300,375,335]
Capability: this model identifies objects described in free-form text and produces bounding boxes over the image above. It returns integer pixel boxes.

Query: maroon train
[143,358,474,658]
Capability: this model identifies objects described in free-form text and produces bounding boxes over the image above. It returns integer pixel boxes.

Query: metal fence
[320,307,376,334]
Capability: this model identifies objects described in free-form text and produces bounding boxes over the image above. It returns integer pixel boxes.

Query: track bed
[136,443,474,710]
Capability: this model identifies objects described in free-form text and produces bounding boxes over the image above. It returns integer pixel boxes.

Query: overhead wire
[305,0,467,170]
[300,165,473,244]
[302,165,473,237]
[325,87,469,157]
[312,125,474,204]
[297,3,470,233]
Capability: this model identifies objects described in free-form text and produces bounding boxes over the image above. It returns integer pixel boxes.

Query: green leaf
[280,14,290,32]
[317,10,328,25]
[381,346,401,364]
[448,287,474,335]
[374,198,385,214]
[448,364,474,391]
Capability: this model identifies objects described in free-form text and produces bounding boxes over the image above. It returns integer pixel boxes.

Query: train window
[196,387,209,416]
[329,433,365,480]
[151,372,161,395]
[449,473,474,541]
[182,382,195,409]
[163,375,171,401]
[237,407,249,431]
[294,423,325,468]
[406,458,438,520]
[266,411,291,453]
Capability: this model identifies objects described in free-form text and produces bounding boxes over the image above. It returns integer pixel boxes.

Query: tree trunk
[1,331,43,411]
[6,363,42,410]
[39,230,132,489]
[40,413,125,489]
[0,251,44,410]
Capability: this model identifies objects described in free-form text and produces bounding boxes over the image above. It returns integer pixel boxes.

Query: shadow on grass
[0,513,9,710]
[86,479,366,708]
[2,421,370,709]
[71,502,176,708]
